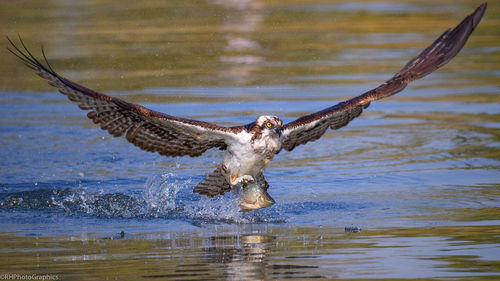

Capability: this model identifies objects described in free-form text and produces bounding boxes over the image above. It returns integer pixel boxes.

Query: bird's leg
[232,175,255,186]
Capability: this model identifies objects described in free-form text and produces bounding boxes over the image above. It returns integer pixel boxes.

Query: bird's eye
[266,122,272,128]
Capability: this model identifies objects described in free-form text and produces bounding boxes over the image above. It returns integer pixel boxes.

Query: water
[0,0,499,280]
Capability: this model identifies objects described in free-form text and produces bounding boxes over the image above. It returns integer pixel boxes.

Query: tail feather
[193,166,231,197]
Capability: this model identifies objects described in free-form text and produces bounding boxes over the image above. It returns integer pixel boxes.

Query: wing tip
[472,2,487,29]
[7,35,65,85]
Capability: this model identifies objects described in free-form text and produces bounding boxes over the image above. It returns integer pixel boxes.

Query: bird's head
[256,115,284,136]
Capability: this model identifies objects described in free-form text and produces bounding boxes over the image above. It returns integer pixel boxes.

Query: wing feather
[281,3,486,152]
[8,37,246,157]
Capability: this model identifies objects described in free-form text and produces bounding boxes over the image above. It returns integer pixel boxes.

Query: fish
[239,181,275,211]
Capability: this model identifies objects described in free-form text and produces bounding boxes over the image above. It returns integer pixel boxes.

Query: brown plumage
[8,37,249,157]
[7,3,486,208]
[280,2,487,151]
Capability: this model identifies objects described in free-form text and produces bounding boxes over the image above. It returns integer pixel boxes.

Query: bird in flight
[8,3,486,210]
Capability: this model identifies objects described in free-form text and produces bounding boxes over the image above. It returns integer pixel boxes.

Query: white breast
[222,130,281,181]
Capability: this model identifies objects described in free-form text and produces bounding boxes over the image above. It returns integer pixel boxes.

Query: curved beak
[274,126,283,136]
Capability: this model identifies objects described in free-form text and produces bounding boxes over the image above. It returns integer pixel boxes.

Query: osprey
[8,3,486,210]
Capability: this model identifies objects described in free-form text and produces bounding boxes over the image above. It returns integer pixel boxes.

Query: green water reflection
[1,225,499,280]
[1,0,499,91]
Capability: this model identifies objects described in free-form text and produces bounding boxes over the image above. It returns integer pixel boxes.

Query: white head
[255,115,284,136]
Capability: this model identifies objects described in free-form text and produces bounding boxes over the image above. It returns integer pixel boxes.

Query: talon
[232,175,255,185]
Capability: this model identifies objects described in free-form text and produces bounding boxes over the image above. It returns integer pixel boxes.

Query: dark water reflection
[0,0,499,280]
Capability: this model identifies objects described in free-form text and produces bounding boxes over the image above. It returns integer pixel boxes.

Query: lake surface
[0,0,499,280]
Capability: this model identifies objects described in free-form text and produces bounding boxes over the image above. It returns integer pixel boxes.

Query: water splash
[143,172,189,217]
[0,171,285,223]
[190,193,244,223]
[141,172,262,223]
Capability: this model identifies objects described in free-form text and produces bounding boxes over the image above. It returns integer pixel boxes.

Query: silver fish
[239,181,275,211]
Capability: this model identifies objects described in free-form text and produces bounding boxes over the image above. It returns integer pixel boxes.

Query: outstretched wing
[8,38,246,157]
[280,2,486,152]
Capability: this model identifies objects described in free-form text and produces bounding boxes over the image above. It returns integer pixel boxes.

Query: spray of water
[0,170,285,223]
[142,172,247,222]
[143,172,188,216]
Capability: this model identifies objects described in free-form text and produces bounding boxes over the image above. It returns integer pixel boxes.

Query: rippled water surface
[1,0,499,280]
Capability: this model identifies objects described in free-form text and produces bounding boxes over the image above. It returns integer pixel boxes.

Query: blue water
[1,83,499,237]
